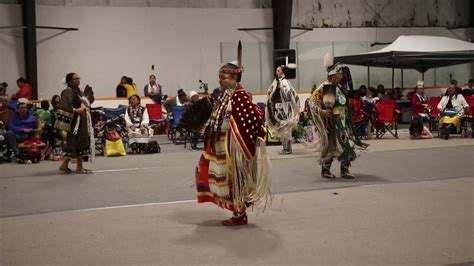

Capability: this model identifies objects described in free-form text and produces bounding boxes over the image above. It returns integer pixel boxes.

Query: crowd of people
[338,78,473,140]
[0,93,62,164]
[0,72,472,169]
[0,71,212,165]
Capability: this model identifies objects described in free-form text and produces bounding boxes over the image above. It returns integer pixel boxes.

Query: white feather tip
[287,63,297,69]
[323,52,333,69]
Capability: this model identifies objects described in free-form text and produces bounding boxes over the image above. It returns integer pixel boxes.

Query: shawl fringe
[228,129,271,213]
[266,79,300,140]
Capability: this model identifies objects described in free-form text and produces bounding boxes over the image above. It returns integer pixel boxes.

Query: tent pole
[422,72,425,81]
[391,68,394,90]
[367,66,370,88]
[401,68,404,89]
[434,68,437,87]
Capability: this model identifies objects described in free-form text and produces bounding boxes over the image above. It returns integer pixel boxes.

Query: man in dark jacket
[5,102,37,156]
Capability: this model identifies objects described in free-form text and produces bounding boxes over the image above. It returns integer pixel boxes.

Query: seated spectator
[50,95,61,111]
[49,95,61,141]
[36,100,52,128]
[36,100,56,157]
[7,96,18,111]
[124,77,138,98]
[190,90,200,104]
[144,74,163,104]
[462,79,473,96]
[187,91,203,150]
[438,84,469,118]
[125,95,154,153]
[376,84,386,99]
[347,89,355,99]
[0,96,14,128]
[4,102,37,157]
[437,84,469,134]
[361,86,379,110]
[17,129,45,163]
[357,85,367,98]
[392,87,403,100]
[116,76,128,98]
[125,95,150,134]
[451,80,463,95]
[361,87,379,136]
[164,89,189,113]
[15,78,33,100]
[0,82,8,96]
[411,80,428,117]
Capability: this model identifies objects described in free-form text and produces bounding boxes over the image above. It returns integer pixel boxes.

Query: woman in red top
[15,78,33,100]
[411,80,428,116]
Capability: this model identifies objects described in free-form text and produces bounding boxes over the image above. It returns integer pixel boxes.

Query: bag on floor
[105,139,126,157]
[145,141,161,154]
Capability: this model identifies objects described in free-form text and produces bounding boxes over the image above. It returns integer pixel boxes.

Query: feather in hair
[237,40,242,69]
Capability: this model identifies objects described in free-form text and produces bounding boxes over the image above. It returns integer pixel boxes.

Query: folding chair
[168,105,187,143]
[103,105,127,121]
[146,103,166,135]
[461,96,474,138]
[374,99,399,139]
[349,98,368,138]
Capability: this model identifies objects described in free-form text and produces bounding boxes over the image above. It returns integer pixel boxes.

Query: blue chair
[103,105,127,121]
[168,105,187,144]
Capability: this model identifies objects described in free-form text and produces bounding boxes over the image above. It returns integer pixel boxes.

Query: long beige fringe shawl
[227,130,272,213]
[265,80,300,141]
[305,99,344,164]
[72,97,95,162]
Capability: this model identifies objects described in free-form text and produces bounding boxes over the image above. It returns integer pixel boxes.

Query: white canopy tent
[335,35,474,88]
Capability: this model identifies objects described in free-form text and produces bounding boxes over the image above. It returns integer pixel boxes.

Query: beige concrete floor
[1,177,473,265]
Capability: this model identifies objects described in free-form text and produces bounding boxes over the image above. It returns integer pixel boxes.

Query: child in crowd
[17,129,46,163]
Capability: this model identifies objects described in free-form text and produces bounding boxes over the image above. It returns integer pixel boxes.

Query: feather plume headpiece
[219,41,244,81]
[324,52,344,77]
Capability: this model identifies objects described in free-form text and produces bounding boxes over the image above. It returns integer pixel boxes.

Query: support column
[22,0,38,99]
[272,0,292,49]
[272,0,292,62]
[391,68,395,89]
[367,66,370,88]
